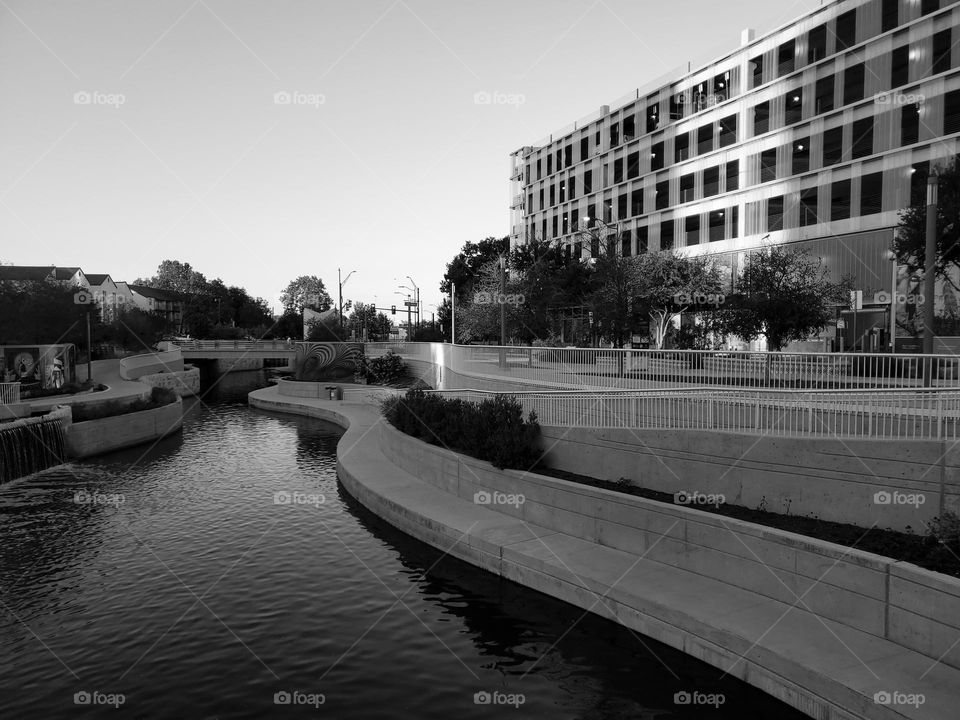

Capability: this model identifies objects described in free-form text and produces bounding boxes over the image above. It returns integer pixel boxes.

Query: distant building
[0,265,88,288]
[84,273,131,322]
[129,285,186,331]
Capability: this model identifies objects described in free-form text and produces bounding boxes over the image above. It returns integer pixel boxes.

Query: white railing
[171,339,297,351]
[0,382,21,404]
[368,342,960,391]
[422,387,960,440]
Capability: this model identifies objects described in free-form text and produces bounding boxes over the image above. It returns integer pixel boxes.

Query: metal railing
[424,387,960,440]
[0,382,21,404]
[171,339,297,351]
[367,342,960,391]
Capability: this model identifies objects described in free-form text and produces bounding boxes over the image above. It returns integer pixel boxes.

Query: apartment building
[510,0,960,313]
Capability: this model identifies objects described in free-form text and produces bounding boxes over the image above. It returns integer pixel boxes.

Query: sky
[0,0,820,317]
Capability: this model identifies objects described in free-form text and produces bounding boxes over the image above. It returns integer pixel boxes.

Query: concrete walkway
[26,359,150,412]
[248,384,960,720]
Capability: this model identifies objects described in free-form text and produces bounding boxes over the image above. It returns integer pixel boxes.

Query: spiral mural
[293,342,364,382]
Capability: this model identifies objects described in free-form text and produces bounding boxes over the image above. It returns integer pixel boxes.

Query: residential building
[129,285,185,330]
[510,0,960,348]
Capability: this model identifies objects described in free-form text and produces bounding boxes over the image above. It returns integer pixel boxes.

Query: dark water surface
[0,372,809,719]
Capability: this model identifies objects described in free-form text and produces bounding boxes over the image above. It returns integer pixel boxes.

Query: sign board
[403,300,417,307]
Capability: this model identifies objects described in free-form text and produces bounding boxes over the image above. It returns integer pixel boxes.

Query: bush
[71,385,178,423]
[382,388,540,470]
[358,350,406,385]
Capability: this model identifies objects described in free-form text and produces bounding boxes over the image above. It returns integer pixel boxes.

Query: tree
[346,302,391,341]
[440,236,509,303]
[280,276,332,313]
[714,245,850,351]
[0,279,101,346]
[893,158,960,290]
[136,259,207,295]
[454,259,526,343]
[632,251,723,349]
[578,228,641,348]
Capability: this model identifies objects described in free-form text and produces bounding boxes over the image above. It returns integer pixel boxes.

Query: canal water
[0,371,808,719]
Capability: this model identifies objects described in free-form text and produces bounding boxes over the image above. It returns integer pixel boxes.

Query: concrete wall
[214,357,264,374]
[138,366,200,397]
[377,420,960,673]
[66,398,183,458]
[538,426,959,533]
[119,349,184,380]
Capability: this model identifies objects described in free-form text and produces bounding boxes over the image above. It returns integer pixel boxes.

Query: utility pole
[86,311,92,382]
[499,255,506,346]
[922,170,939,386]
[451,283,456,344]
[338,268,343,333]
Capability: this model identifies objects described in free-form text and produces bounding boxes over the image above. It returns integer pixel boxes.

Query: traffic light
[391,305,396,315]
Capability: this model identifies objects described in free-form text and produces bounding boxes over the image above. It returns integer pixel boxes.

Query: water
[0,416,65,485]
[0,372,808,719]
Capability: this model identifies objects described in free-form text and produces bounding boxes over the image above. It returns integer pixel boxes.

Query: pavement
[248,383,960,720]
[25,359,150,412]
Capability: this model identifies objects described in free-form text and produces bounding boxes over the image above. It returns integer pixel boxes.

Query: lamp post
[338,268,356,334]
[922,171,938,385]
[885,250,898,353]
[406,276,420,331]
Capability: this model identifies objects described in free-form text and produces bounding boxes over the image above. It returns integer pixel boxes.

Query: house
[129,285,186,331]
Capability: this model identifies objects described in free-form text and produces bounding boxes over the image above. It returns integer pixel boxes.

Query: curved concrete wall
[377,421,960,674]
[66,398,183,458]
[119,350,184,380]
[139,366,200,397]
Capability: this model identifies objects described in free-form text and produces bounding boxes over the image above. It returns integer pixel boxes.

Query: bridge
[161,339,297,361]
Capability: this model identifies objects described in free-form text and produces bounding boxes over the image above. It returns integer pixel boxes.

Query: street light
[338,268,356,333]
[406,275,420,332]
[885,249,898,353]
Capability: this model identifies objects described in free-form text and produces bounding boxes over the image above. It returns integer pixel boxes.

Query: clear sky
[0,0,819,316]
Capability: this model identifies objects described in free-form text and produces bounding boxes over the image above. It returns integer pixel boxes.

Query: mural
[293,342,363,382]
[1,345,76,388]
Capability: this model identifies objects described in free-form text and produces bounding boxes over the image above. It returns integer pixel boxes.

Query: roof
[129,284,186,302]
[84,273,113,286]
[53,267,82,280]
[0,265,56,281]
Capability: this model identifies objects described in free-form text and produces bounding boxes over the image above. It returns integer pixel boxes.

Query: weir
[0,415,67,485]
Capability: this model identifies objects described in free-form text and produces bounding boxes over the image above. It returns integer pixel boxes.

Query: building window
[800,187,818,226]
[945,89,960,135]
[610,122,620,147]
[631,188,643,216]
[891,45,909,88]
[584,169,593,193]
[564,144,572,168]
[697,124,713,154]
[760,148,777,182]
[792,137,810,174]
[778,41,795,76]
[730,205,739,238]
[767,195,784,231]
[714,70,731,102]
[703,166,720,197]
[726,159,739,191]
[685,215,700,246]
[852,116,873,159]
[580,137,589,161]
[621,229,633,257]
[808,24,827,63]
[550,184,556,206]
[921,0,939,16]
[860,171,883,215]
[719,114,737,147]
[656,178,669,210]
[901,102,920,145]
[831,179,852,220]
[651,140,664,171]
[660,219,674,249]
[693,81,708,112]
[844,62,865,105]
[754,101,770,135]
[539,188,544,210]
[536,159,541,180]
[591,235,600,257]
[618,192,628,219]
[604,199,613,223]
[675,132,690,162]
[647,102,660,133]
[670,92,683,120]
[750,54,764,88]
[562,212,569,236]
[627,151,640,179]
[911,161,930,204]
[882,0,899,32]
[815,75,834,114]
[623,115,636,141]
[571,207,579,229]
[823,126,843,165]
[570,176,576,199]
[933,29,952,75]
[708,209,725,241]
[680,173,695,202]
[784,89,803,124]
[835,9,856,51]
[587,203,596,227]
[637,225,649,254]
[614,158,624,183]
[552,215,558,238]
[547,155,552,176]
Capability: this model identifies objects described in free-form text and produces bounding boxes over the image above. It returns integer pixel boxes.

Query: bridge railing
[424,387,960,440]
[171,339,297,351]
[0,382,21,404]
[368,342,960,391]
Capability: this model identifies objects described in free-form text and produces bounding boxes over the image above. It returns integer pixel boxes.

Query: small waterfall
[0,417,67,485]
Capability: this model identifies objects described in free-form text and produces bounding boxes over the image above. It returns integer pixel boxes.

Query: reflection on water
[0,370,808,719]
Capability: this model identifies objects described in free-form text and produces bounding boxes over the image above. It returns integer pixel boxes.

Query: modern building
[510,0,960,349]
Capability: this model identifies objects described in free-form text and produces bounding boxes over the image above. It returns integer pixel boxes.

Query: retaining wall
[66,398,183,458]
[139,366,200,397]
[214,357,264,373]
[119,349,184,380]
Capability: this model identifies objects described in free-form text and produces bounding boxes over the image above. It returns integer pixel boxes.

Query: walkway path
[26,359,150,412]
[248,383,960,720]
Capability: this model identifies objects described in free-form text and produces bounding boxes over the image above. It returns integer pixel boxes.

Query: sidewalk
[26,359,150,412]
[248,383,960,720]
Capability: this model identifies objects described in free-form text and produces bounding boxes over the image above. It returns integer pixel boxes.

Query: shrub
[382,388,540,470]
[72,385,178,423]
[359,351,406,385]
